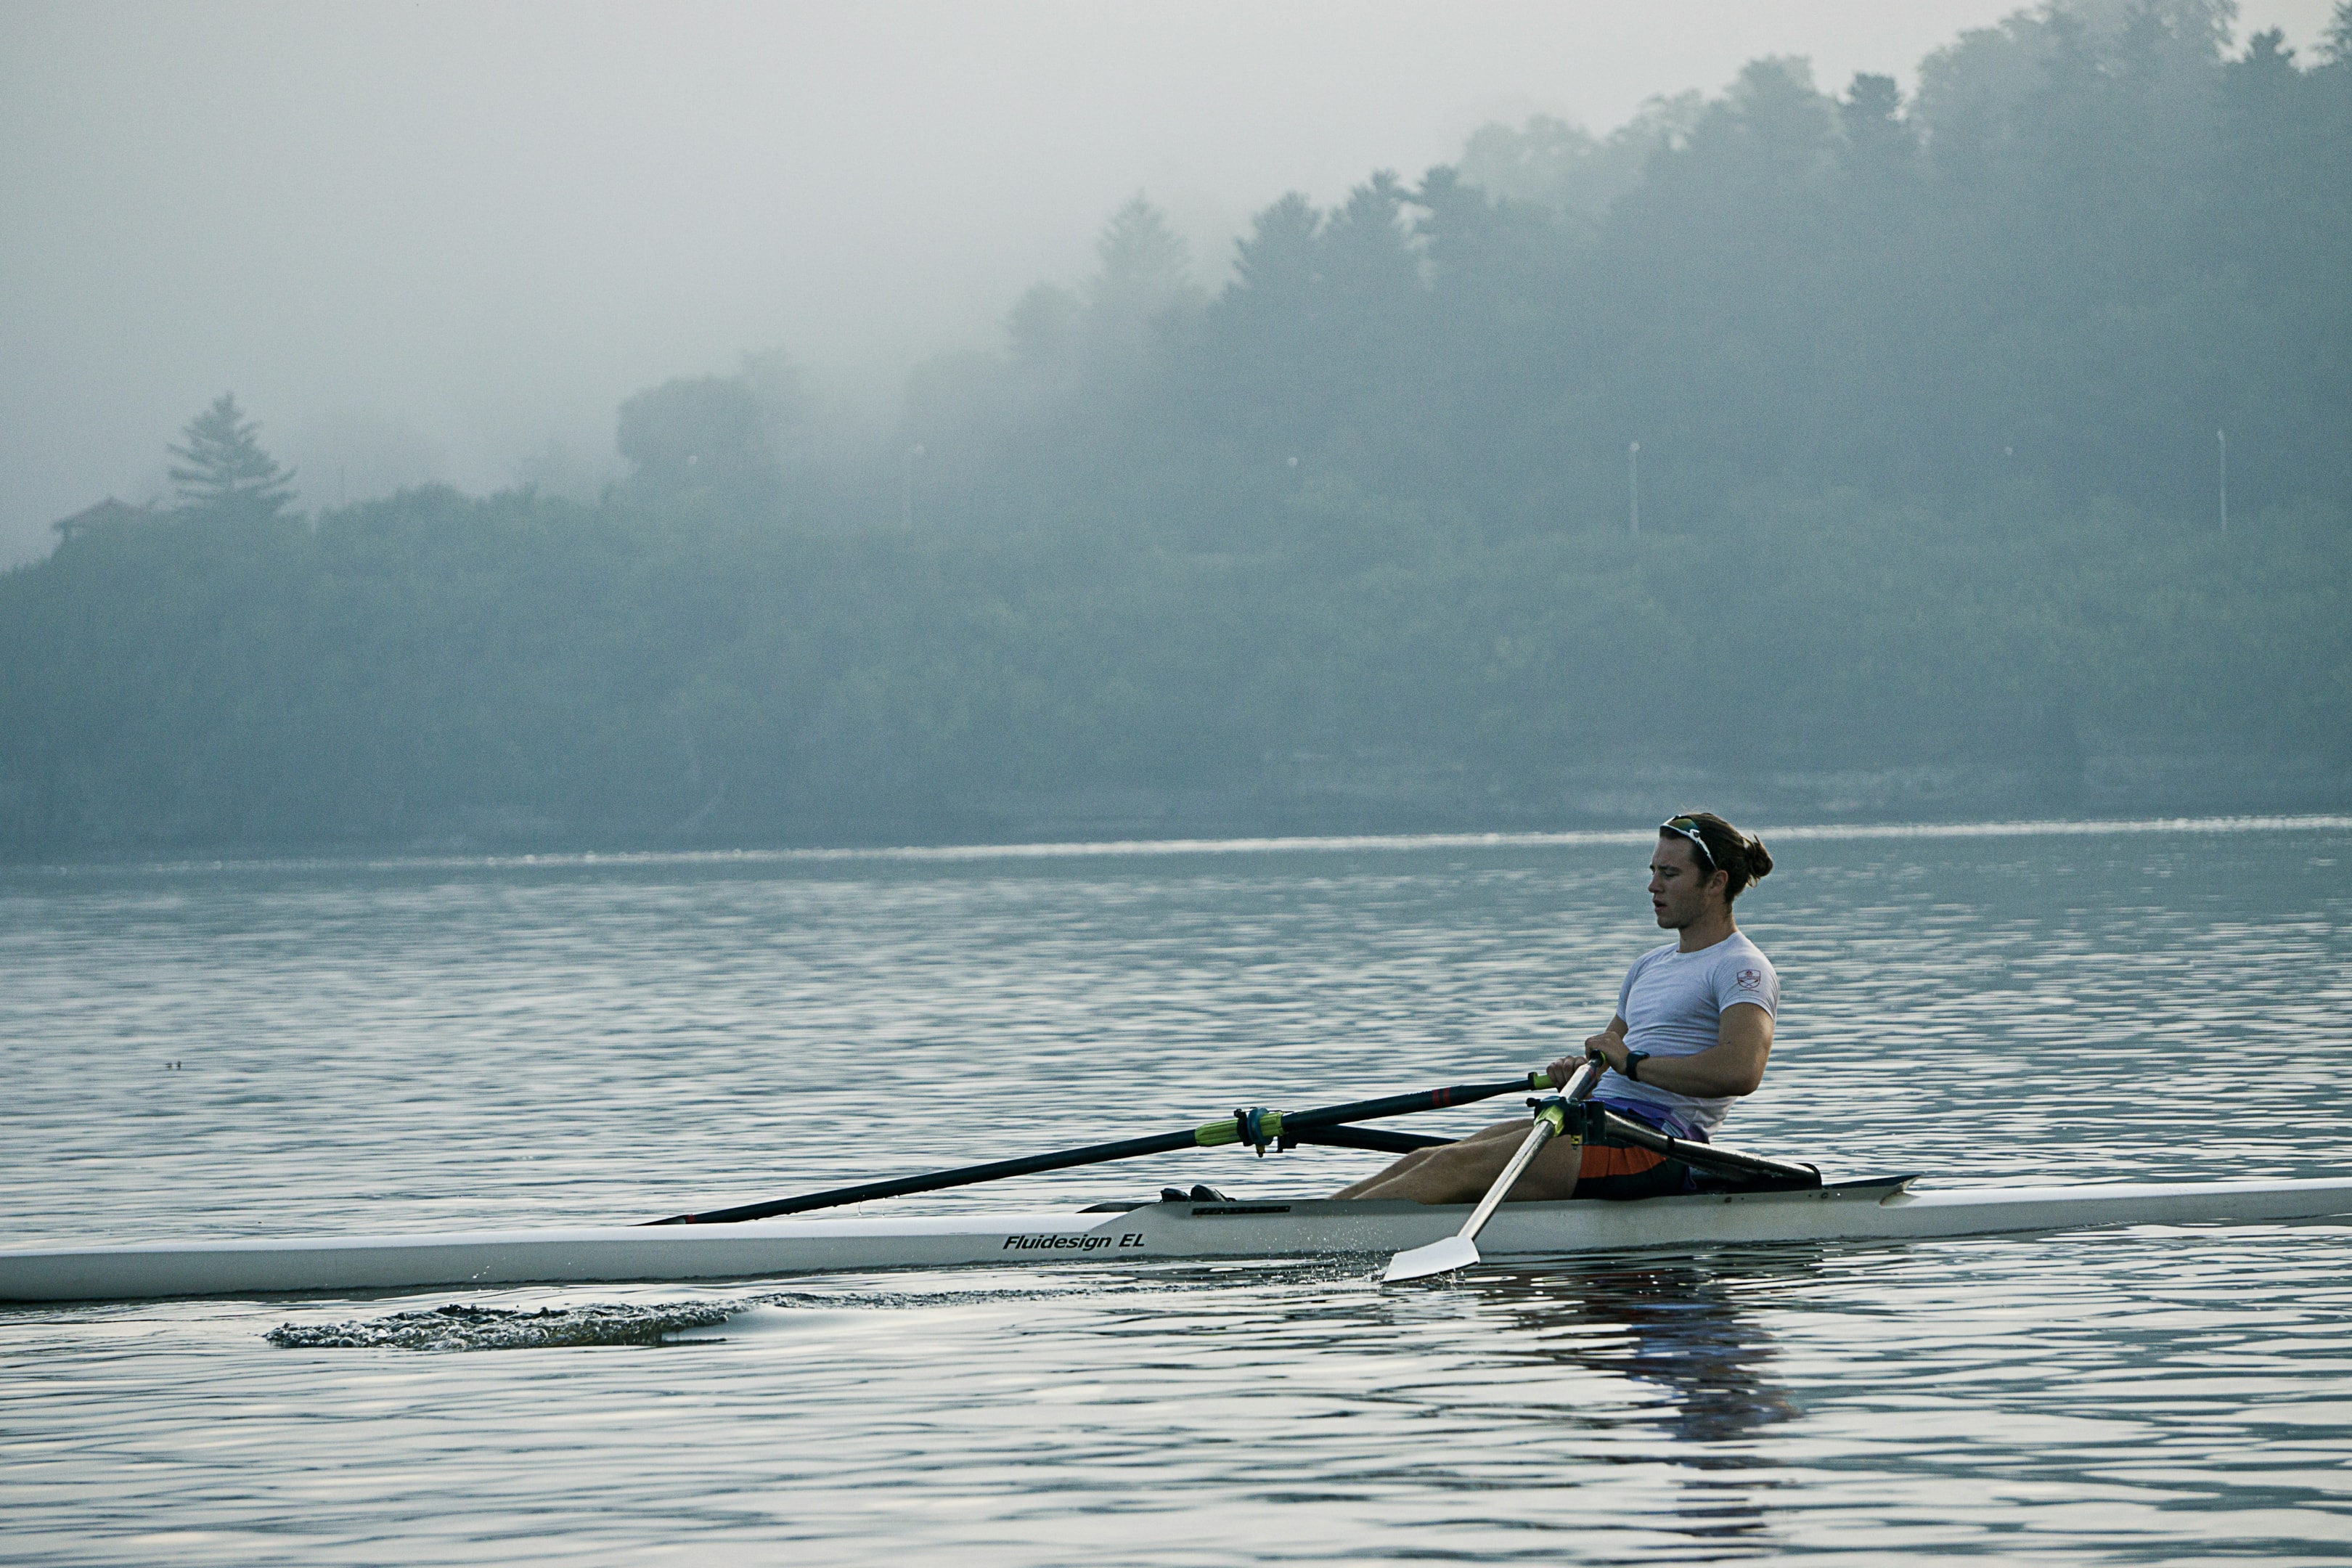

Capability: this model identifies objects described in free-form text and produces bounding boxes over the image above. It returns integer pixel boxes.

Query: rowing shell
[4,1176,2349,1304]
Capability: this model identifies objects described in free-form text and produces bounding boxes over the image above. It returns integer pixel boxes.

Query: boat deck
[5,1176,2351,1304]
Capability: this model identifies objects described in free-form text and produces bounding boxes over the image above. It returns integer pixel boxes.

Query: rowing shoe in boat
[5,1177,2351,1303]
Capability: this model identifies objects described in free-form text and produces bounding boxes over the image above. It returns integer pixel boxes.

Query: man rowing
[1333,812,1778,1204]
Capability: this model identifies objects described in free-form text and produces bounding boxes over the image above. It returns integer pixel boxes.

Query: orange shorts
[1575,1140,1690,1200]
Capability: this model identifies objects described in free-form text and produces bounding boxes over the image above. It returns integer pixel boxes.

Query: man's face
[1648,834,1723,928]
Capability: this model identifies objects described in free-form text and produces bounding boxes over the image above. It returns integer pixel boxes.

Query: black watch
[1622,1050,1650,1083]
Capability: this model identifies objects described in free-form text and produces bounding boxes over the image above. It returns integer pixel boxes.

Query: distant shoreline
[9,811,2346,880]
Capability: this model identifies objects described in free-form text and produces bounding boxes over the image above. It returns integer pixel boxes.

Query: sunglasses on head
[1659,816,1718,870]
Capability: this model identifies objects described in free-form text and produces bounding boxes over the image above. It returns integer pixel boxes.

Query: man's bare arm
[1554,1004,1773,1099]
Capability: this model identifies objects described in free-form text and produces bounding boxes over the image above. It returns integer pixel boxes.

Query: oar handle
[1561,1054,1604,1102]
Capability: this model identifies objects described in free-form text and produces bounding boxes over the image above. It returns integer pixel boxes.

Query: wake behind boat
[7,1063,2351,1302]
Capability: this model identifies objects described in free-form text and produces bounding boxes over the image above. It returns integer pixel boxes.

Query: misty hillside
[4,1,2348,853]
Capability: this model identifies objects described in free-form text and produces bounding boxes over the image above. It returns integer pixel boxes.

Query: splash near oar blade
[1383,1233,1479,1283]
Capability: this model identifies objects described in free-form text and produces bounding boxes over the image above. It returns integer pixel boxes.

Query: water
[4,820,2350,1563]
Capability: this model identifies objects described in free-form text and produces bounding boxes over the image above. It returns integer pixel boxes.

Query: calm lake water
[4,819,2351,1564]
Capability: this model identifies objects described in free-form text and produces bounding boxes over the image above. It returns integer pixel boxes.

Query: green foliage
[615,375,777,505]
[168,393,297,517]
[1106,7,2345,535]
[1087,196,1204,326]
[7,5,2348,851]
[1,479,2343,852]
[1456,94,1705,224]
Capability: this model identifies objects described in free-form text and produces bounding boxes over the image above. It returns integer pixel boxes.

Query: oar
[646,1070,1559,1225]
[1287,1124,1451,1155]
[1583,1104,1818,1191]
[1382,1056,1604,1283]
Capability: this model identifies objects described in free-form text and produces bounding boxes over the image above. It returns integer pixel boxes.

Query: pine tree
[168,393,298,515]
[2324,1,2352,65]
[1087,197,1201,327]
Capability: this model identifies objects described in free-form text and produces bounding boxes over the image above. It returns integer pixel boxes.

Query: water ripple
[4,822,2350,1562]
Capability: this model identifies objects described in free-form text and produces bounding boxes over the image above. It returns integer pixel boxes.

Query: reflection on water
[1464,1254,1806,1440]
[1448,1254,1813,1552]
[3,820,2351,1563]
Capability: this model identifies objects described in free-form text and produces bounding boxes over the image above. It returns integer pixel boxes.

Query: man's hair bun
[1665,812,1771,902]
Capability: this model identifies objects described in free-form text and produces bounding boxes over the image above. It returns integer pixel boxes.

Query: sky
[1,0,2335,563]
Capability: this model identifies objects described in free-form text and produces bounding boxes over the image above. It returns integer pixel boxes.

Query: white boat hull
[4,1177,2349,1304]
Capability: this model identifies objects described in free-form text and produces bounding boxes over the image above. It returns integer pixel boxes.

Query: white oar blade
[1383,1233,1480,1283]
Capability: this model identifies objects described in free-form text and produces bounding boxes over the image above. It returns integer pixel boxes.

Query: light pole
[903,443,925,530]
[2216,429,2227,535]
[1628,441,1641,535]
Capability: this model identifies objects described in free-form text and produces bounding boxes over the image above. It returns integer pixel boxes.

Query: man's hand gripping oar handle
[1381,1055,1604,1283]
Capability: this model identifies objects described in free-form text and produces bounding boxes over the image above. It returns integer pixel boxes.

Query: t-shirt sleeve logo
[1735,968,1764,992]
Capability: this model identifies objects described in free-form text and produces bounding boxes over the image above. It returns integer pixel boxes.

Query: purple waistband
[1592,1095,1710,1144]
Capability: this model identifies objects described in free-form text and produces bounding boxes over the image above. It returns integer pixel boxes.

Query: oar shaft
[1454,1108,1567,1244]
[1286,1124,1450,1155]
[1587,1107,1819,1189]
[1449,1056,1603,1245]
[649,1070,1559,1225]
[649,1126,1204,1225]
[1281,1074,1552,1132]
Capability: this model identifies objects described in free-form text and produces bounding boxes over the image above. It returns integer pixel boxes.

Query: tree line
[2,0,2345,852]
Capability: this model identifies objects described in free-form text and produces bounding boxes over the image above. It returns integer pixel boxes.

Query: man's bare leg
[1327,1121,1517,1199]
[1328,1119,1583,1204]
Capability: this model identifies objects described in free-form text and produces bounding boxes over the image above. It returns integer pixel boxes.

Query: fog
[4,0,2328,563]
[4,0,2347,852]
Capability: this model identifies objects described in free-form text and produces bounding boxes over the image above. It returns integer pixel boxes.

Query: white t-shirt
[1598,931,1778,1139]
